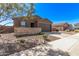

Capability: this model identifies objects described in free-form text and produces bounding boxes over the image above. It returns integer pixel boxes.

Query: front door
[31,23,35,27]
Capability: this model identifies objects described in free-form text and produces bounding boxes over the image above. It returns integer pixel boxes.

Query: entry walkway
[48,33,79,56]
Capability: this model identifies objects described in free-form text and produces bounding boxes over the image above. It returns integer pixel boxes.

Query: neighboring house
[74,23,79,29]
[67,24,75,30]
[0,25,14,33]
[12,15,52,35]
[52,23,70,31]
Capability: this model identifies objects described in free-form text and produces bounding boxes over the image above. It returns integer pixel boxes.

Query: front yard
[0,31,77,56]
[0,33,60,56]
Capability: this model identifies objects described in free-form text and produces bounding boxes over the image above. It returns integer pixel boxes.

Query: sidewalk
[48,33,79,56]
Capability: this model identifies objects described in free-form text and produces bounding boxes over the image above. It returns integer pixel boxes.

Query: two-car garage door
[39,23,51,32]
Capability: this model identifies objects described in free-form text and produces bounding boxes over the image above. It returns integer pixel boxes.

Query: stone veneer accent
[14,27,42,35]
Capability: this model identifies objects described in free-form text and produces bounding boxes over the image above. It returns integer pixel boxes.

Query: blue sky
[35,3,79,24]
[0,3,79,26]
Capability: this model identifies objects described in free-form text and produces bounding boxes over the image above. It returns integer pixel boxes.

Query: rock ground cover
[0,32,74,56]
[0,33,60,56]
[9,44,69,56]
[10,33,79,56]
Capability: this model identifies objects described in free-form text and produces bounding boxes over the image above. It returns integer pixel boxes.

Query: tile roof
[12,15,52,23]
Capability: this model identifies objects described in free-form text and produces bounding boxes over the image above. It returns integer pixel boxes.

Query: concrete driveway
[48,33,79,56]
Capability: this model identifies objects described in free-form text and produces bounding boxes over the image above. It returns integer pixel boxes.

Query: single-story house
[12,15,52,35]
[52,23,70,31]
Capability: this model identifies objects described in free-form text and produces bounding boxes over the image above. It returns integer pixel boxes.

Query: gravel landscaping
[9,44,70,56]
[0,33,46,56]
[0,33,67,56]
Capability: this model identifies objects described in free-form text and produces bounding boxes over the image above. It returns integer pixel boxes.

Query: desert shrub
[17,39,25,44]
[75,30,79,32]
[38,32,45,35]
[43,34,58,41]
[65,29,70,32]
[43,34,50,41]
[16,39,27,47]
[56,29,59,32]
[43,35,47,39]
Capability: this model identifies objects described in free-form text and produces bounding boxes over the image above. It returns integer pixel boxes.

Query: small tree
[0,3,35,32]
[0,3,35,19]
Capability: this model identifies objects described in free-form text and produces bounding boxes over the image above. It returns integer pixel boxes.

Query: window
[21,21,26,27]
